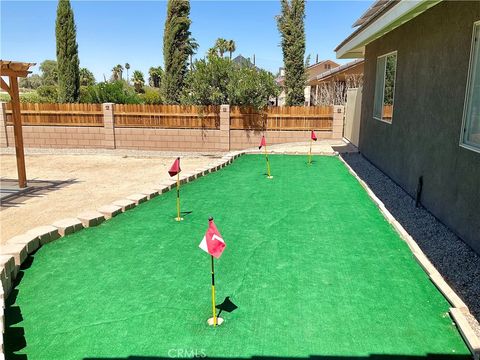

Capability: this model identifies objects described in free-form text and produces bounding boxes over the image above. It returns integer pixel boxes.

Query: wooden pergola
[0,60,35,188]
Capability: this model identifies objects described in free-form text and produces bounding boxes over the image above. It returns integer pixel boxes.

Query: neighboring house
[276,60,340,106]
[311,59,364,106]
[232,55,256,68]
[335,1,480,254]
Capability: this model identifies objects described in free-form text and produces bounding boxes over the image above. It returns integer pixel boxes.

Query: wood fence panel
[231,106,333,131]
[114,104,220,129]
[5,103,103,126]
[383,105,393,120]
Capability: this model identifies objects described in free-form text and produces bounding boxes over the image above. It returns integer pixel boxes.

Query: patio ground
[0,149,217,243]
[0,140,346,244]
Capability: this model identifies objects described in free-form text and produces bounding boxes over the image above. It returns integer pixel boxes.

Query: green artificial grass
[4,155,470,360]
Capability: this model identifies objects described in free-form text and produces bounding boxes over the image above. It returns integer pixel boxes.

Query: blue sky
[0,0,370,81]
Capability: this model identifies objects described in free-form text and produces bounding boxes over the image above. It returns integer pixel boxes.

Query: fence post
[0,102,8,148]
[219,104,230,151]
[102,103,115,149]
[332,105,345,139]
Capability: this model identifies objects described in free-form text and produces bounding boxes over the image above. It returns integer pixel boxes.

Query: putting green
[4,155,470,360]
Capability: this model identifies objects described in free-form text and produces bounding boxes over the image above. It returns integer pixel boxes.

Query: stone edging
[0,150,246,358]
[337,155,480,360]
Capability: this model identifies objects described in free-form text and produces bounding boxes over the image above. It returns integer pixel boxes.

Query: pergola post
[9,75,27,188]
[0,60,35,189]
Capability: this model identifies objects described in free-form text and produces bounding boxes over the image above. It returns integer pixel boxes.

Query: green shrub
[0,93,10,102]
[36,85,58,102]
[141,87,163,104]
[80,81,141,104]
[20,92,44,103]
[181,56,279,109]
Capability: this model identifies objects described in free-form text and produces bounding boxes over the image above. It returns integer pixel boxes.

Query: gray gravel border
[340,152,480,338]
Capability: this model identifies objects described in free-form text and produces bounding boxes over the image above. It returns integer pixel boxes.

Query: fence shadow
[0,178,79,210]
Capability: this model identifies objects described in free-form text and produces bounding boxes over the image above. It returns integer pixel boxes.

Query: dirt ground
[0,140,350,244]
[0,149,220,243]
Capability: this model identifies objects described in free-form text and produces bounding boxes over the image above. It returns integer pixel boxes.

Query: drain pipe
[415,176,423,208]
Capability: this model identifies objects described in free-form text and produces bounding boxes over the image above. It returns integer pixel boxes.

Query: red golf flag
[168,157,181,177]
[311,130,317,141]
[259,135,266,149]
[199,218,226,259]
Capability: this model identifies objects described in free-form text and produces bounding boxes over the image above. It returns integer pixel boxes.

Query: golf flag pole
[199,217,226,326]
[211,255,217,326]
[176,172,181,220]
[309,130,317,165]
[308,138,312,164]
[168,157,183,221]
[259,135,272,179]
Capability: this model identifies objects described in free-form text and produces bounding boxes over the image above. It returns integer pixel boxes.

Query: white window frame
[460,20,480,153]
[373,50,398,124]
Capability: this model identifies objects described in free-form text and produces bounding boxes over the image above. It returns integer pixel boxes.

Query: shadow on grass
[3,253,38,360]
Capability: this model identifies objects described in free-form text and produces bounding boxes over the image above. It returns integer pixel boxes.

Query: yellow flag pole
[308,137,312,164]
[264,144,272,178]
[176,172,181,221]
[211,255,217,326]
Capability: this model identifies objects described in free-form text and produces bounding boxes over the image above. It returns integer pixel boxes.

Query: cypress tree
[277,0,306,106]
[56,0,80,103]
[162,0,194,104]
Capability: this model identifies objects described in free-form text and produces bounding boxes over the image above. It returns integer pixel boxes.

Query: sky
[0,0,370,81]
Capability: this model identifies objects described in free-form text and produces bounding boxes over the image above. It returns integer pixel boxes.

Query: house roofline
[335,0,442,59]
[315,59,364,82]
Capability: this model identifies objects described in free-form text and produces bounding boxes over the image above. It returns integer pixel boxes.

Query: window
[461,22,480,152]
[373,51,397,123]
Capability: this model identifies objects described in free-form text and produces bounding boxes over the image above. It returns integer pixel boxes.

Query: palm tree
[79,67,95,86]
[125,63,130,84]
[207,47,218,58]
[111,64,123,82]
[148,66,163,88]
[187,38,199,69]
[214,38,229,57]
[227,40,236,59]
[131,70,145,93]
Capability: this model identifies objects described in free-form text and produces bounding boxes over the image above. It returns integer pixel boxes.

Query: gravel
[340,152,480,337]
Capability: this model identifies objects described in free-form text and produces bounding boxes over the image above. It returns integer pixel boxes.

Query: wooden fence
[4,103,335,131]
[5,103,103,127]
[114,104,220,129]
[230,106,333,131]
[383,105,393,120]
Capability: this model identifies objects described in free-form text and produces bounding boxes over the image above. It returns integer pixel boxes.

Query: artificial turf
[4,155,470,360]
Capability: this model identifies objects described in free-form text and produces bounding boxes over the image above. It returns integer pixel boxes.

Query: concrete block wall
[0,102,344,152]
[5,126,104,149]
[114,128,223,151]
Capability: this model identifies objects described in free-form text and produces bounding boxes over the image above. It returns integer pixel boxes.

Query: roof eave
[335,0,442,59]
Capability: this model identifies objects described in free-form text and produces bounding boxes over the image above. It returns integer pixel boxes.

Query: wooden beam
[9,75,27,188]
[0,77,11,96]
[0,68,30,78]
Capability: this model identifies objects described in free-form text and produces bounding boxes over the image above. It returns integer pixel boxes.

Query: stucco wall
[359,1,480,253]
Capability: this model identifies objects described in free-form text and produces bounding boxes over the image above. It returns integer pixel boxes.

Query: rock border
[337,155,479,360]
[0,150,245,358]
